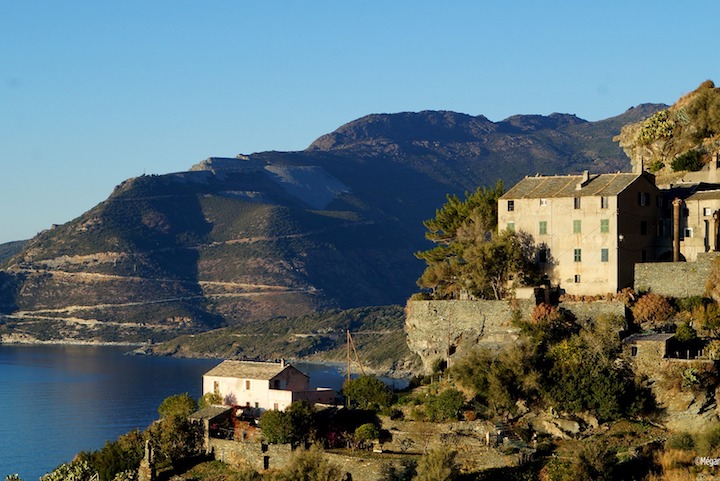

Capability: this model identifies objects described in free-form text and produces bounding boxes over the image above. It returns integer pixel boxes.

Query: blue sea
[0,345,354,480]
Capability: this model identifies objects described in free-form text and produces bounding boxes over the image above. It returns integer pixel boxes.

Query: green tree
[416,181,539,300]
[671,150,704,172]
[146,394,202,468]
[260,401,317,445]
[421,180,503,246]
[413,448,459,481]
[259,409,293,444]
[450,343,539,417]
[158,392,197,419]
[343,375,394,411]
[285,400,317,444]
[459,229,538,300]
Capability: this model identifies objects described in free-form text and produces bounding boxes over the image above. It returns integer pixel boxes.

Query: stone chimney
[576,170,590,190]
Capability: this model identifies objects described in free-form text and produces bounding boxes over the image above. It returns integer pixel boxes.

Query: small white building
[202,359,335,412]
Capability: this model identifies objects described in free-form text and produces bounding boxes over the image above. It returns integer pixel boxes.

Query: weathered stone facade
[634,252,720,297]
[405,299,626,373]
[499,171,666,295]
[405,299,532,374]
[208,438,415,481]
[208,419,525,480]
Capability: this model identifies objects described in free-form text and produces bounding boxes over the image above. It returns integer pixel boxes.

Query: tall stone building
[499,171,669,295]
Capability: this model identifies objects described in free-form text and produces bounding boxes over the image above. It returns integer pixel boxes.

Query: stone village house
[498,153,720,296]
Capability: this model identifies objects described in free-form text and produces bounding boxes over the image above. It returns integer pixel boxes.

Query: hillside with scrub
[0,105,662,344]
[616,80,720,180]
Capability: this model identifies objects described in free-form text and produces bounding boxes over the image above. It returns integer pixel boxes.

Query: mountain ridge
[0,105,666,343]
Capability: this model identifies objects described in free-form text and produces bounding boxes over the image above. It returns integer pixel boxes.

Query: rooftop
[501,172,646,199]
[204,360,306,380]
[623,333,675,343]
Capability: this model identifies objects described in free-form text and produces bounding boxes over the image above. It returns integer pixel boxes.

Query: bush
[79,430,144,481]
[40,461,94,481]
[696,423,720,455]
[424,389,465,422]
[696,302,720,335]
[270,445,344,481]
[675,322,698,343]
[632,293,675,326]
[636,109,675,145]
[671,150,704,172]
[542,442,617,481]
[353,423,379,448]
[380,460,416,481]
[414,448,459,481]
[145,414,203,467]
[676,296,706,313]
[198,392,223,409]
[667,432,695,451]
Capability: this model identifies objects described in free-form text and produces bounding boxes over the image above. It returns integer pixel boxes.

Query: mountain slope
[0,106,664,342]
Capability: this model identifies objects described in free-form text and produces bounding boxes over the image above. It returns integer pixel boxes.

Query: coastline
[0,335,144,348]
[0,335,416,379]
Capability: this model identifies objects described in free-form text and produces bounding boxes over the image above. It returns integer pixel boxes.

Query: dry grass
[655,448,695,471]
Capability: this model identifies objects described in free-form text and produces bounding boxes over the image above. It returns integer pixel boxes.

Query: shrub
[676,296,706,312]
[632,293,675,326]
[353,423,379,449]
[198,392,223,409]
[531,303,562,325]
[414,448,459,481]
[40,461,94,481]
[651,448,696,479]
[380,460,416,481]
[636,110,675,145]
[259,401,317,445]
[667,432,695,451]
[424,388,465,422]
[671,150,704,172]
[675,322,698,343]
[648,159,665,172]
[271,445,344,481]
[697,302,720,335]
[80,430,143,481]
[696,423,720,455]
[380,406,404,420]
[145,414,203,467]
[542,442,617,481]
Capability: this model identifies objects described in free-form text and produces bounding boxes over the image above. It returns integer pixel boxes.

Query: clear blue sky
[1,1,718,244]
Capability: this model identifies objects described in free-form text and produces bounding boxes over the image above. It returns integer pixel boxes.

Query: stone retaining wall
[634,252,720,297]
[405,299,627,373]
